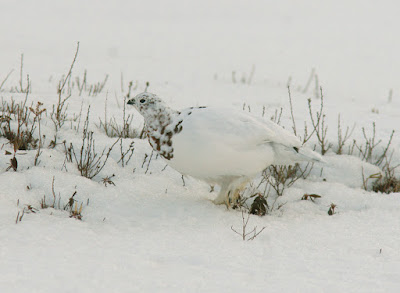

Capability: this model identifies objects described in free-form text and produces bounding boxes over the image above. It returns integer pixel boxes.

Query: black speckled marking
[149,135,161,151]
[148,119,184,161]
[174,120,183,134]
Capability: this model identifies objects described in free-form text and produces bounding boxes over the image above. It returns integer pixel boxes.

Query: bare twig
[59,42,79,95]
[0,69,14,91]
[231,209,266,241]
[375,130,395,166]
[302,68,315,93]
[287,86,297,136]
[307,88,331,154]
[51,42,80,147]
[336,114,355,155]
[247,64,255,85]
[145,150,153,174]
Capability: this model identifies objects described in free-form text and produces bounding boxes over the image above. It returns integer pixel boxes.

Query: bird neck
[143,106,180,133]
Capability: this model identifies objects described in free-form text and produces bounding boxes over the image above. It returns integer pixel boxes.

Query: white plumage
[128,92,322,206]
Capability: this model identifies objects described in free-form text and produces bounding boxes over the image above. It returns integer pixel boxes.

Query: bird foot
[212,196,227,205]
[213,190,242,209]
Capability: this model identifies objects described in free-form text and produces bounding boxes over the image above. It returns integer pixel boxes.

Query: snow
[1,0,400,292]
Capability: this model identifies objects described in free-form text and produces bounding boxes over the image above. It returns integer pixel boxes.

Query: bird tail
[296,147,325,163]
[272,144,325,165]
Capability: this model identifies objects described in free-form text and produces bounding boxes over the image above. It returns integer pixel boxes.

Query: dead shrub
[66,107,120,179]
[98,93,141,139]
[231,209,266,241]
[0,95,38,153]
[372,158,400,194]
[75,69,108,97]
[265,163,313,197]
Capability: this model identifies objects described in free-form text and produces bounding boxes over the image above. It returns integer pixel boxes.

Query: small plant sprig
[0,69,14,92]
[307,88,332,155]
[231,209,266,241]
[354,122,395,167]
[102,174,116,187]
[29,101,46,166]
[336,114,355,155]
[10,54,30,93]
[328,203,337,215]
[50,42,79,147]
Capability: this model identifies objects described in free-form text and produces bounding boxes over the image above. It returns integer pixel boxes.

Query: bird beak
[127,98,135,105]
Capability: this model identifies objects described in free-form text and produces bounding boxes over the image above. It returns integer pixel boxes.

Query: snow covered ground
[1,0,400,292]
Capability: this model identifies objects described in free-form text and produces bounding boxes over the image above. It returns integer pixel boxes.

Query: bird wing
[177,107,301,150]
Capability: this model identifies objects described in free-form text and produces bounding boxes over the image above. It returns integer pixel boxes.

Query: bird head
[127,92,163,113]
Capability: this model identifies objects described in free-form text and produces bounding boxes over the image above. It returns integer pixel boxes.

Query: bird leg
[229,189,242,207]
[227,180,250,208]
[213,179,249,208]
[213,193,228,205]
[213,182,230,206]
[214,189,240,208]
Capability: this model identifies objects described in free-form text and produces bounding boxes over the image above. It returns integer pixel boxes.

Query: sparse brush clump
[369,157,400,194]
[306,88,331,154]
[98,94,142,139]
[97,82,146,167]
[0,87,47,169]
[41,189,84,220]
[98,81,145,140]
[358,127,398,194]
[17,177,85,223]
[65,107,120,179]
[0,95,39,153]
[75,69,108,97]
[372,173,400,194]
[264,163,313,197]
[353,123,395,167]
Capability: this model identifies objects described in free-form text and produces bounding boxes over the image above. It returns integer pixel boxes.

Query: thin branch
[287,86,297,136]
[248,227,266,241]
[302,68,315,93]
[0,69,14,91]
[59,42,80,94]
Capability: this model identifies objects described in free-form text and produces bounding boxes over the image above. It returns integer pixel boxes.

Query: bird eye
[140,99,146,104]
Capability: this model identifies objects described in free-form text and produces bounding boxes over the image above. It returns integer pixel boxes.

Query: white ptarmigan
[127,92,322,206]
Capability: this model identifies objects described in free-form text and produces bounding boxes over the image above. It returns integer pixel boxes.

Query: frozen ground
[1,0,400,292]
